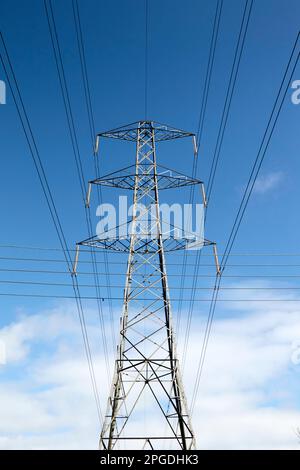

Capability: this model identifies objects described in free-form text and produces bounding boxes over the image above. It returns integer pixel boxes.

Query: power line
[181,0,253,371]
[2,244,300,257]
[44,0,112,381]
[3,255,300,267]
[195,0,223,150]
[2,267,300,277]
[0,31,103,425]
[0,292,299,302]
[206,0,253,201]
[221,43,300,268]
[176,0,223,336]
[72,0,96,147]
[1,279,300,290]
[72,0,116,349]
[190,30,300,415]
[44,0,86,199]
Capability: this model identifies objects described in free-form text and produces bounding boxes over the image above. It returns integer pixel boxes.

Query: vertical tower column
[99,122,195,450]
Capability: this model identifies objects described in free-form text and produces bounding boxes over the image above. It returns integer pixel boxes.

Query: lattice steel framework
[74,121,219,450]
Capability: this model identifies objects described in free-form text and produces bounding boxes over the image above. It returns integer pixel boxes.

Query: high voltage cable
[72,0,96,147]
[221,44,300,267]
[1,279,300,290]
[195,0,223,149]
[190,30,300,415]
[44,0,112,381]
[206,0,253,202]
[1,244,300,256]
[72,0,116,348]
[3,255,300,267]
[176,0,223,335]
[0,292,298,302]
[181,0,253,372]
[0,32,103,425]
[2,268,300,278]
[44,0,86,199]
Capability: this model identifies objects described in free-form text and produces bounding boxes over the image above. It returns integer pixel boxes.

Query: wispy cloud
[253,171,284,195]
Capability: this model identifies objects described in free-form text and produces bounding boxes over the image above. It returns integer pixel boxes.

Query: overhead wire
[2,244,300,257]
[1,279,300,291]
[189,29,300,415]
[2,267,300,278]
[0,32,103,424]
[206,0,253,202]
[181,0,253,371]
[72,0,116,349]
[44,0,112,381]
[0,292,299,302]
[3,254,300,267]
[176,0,223,336]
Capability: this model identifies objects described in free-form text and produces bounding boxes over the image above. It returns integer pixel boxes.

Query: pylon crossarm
[78,234,213,253]
[96,121,194,142]
[90,171,202,191]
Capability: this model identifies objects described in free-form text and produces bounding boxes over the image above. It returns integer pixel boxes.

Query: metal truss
[74,121,219,450]
[94,120,195,145]
[86,164,203,192]
[77,234,214,254]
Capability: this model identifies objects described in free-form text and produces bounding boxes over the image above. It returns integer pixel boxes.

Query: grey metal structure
[74,121,219,450]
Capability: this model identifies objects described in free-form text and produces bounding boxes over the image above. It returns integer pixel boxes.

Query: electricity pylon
[74,120,219,450]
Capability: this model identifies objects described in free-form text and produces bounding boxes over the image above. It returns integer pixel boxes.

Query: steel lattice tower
[74,121,219,450]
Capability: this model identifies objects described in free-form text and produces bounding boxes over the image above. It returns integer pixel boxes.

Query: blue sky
[0,0,300,449]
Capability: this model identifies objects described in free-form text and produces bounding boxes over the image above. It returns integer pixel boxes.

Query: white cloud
[253,171,284,195]
[0,304,80,363]
[0,286,300,450]
[180,283,300,449]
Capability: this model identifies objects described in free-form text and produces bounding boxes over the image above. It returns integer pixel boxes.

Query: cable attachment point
[213,243,221,276]
[72,244,80,275]
[94,135,100,155]
[201,183,207,208]
[192,135,198,157]
[85,182,92,208]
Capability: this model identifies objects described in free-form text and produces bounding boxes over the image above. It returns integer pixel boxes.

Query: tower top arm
[96,120,195,143]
